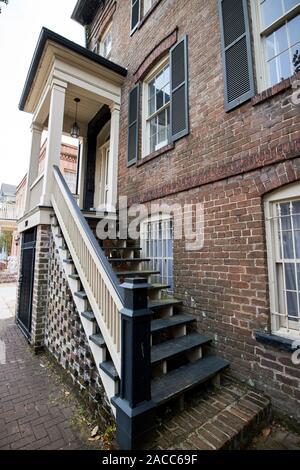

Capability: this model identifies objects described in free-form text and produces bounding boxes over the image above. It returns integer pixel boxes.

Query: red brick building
[16,0,300,448]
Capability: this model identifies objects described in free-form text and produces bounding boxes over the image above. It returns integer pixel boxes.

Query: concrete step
[100,360,119,381]
[89,333,105,348]
[81,311,96,322]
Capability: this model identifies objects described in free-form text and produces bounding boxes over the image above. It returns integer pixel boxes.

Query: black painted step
[100,361,119,381]
[89,334,105,348]
[149,298,182,311]
[108,258,150,264]
[63,258,74,265]
[59,245,67,250]
[115,270,160,277]
[81,311,96,322]
[69,274,80,281]
[151,333,211,365]
[148,283,171,291]
[103,245,142,251]
[151,356,230,406]
[75,291,87,300]
[151,314,196,334]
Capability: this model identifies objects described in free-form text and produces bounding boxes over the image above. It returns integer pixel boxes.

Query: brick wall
[30,225,51,350]
[44,233,112,424]
[88,0,300,420]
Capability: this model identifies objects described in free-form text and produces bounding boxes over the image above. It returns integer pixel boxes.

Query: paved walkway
[248,421,300,450]
[0,283,16,321]
[0,317,104,450]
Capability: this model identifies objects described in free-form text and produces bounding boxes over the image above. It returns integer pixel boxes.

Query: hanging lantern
[70,98,80,139]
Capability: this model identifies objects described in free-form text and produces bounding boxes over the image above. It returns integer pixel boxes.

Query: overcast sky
[0,0,84,187]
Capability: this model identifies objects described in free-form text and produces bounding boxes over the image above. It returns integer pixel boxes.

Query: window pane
[295,230,300,258]
[283,231,294,258]
[284,0,300,13]
[287,291,298,317]
[261,0,284,28]
[278,50,292,80]
[266,33,276,60]
[268,57,279,86]
[288,14,300,45]
[274,24,289,54]
[285,263,296,290]
[156,89,164,110]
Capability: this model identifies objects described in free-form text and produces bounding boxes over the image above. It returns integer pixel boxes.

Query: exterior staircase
[50,166,230,449]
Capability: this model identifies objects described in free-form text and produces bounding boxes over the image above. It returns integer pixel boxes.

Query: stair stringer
[50,222,119,416]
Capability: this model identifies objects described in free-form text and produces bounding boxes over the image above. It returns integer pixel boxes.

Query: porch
[18,28,127,233]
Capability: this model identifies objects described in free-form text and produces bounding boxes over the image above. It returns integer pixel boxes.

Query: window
[251,0,300,91]
[97,23,112,59]
[64,171,77,194]
[142,58,170,157]
[141,215,173,290]
[143,0,155,15]
[265,183,300,338]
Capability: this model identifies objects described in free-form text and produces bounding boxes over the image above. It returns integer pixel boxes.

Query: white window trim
[130,0,141,35]
[141,55,170,158]
[250,0,300,93]
[265,181,300,339]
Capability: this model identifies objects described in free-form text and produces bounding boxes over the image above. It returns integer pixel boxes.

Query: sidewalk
[0,283,17,320]
[0,317,106,450]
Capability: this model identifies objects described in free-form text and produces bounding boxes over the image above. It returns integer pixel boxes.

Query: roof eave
[19,27,127,112]
[71,0,104,26]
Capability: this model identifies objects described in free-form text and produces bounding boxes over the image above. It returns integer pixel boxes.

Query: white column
[107,102,120,211]
[40,80,67,207]
[78,137,87,210]
[24,123,43,215]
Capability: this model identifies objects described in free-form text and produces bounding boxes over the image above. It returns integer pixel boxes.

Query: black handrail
[53,165,125,305]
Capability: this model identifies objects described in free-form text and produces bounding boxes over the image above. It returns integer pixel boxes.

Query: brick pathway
[0,318,100,450]
[249,421,300,450]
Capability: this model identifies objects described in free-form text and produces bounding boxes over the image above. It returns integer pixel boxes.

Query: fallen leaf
[64,391,70,396]
[40,364,45,368]
[262,428,271,438]
[91,425,99,438]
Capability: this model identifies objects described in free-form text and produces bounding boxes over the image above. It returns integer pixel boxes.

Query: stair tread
[75,291,87,300]
[151,314,196,333]
[115,270,160,276]
[151,332,211,364]
[69,274,80,280]
[149,298,182,310]
[148,283,171,290]
[63,258,73,264]
[81,311,96,322]
[100,361,119,381]
[152,356,230,405]
[103,246,142,251]
[108,258,150,263]
[89,333,105,348]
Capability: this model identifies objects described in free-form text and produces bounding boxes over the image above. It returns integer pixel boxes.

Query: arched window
[140,214,173,290]
[265,182,300,338]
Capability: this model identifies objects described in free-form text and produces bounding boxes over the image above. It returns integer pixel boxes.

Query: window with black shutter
[131,0,140,32]
[127,84,139,165]
[170,36,189,142]
[218,0,255,111]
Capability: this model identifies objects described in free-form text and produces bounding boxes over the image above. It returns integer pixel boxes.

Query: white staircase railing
[52,166,124,374]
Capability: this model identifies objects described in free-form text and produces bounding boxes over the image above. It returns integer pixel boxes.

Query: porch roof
[19,27,127,112]
[71,0,104,26]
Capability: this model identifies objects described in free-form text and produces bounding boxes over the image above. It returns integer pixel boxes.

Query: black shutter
[131,0,140,32]
[127,84,139,165]
[170,36,189,143]
[218,0,255,112]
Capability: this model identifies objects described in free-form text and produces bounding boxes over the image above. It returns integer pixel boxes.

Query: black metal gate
[17,227,37,339]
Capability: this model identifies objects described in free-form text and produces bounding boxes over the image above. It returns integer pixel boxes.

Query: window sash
[251,0,300,90]
[266,193,300,336]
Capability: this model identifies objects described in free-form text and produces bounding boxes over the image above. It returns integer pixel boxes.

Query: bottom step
[146,381,271,450]
[152,356,229,406]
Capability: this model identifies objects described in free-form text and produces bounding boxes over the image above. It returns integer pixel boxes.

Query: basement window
[265,183,300,338]
[141,215,173,290]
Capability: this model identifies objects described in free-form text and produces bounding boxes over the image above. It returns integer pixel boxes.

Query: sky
[0,0,84,187]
